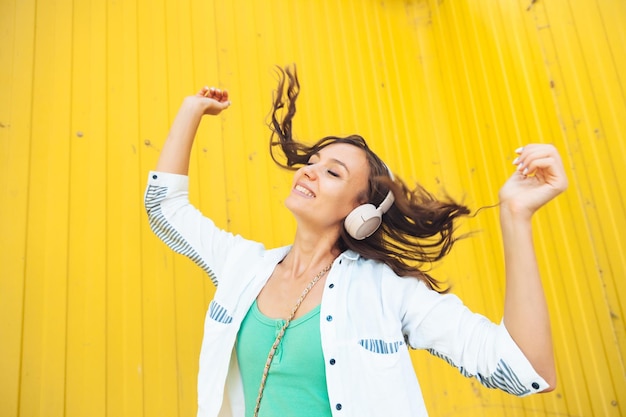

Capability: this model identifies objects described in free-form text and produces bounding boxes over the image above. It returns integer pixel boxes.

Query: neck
[282,228,341,280]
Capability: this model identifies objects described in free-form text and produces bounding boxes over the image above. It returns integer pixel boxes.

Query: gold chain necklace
[252,261,334,417]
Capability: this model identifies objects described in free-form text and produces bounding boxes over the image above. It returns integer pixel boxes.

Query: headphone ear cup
[344,204,383,240]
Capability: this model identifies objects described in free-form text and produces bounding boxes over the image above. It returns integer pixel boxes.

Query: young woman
[144,67,566,417]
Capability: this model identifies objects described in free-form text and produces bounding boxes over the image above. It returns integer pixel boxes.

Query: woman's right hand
[189,86,231,116]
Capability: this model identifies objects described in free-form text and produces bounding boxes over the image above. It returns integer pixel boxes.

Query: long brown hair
[269,65,470,293]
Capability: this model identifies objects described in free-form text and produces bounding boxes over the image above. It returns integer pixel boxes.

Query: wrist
[499,201,534,223]
[181,96,212,116]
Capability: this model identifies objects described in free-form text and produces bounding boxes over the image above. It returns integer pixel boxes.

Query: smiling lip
[294,183,315,197]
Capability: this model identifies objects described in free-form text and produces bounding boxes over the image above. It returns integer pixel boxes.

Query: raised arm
[156,86,231,174]
[499,144,568,390]
[144,87,236,285]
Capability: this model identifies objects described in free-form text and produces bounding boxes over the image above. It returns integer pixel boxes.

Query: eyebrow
[329,158,350,174]
[311,152,351,175]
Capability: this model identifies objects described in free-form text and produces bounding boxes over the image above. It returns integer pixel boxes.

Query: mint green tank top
[236,300,332,417]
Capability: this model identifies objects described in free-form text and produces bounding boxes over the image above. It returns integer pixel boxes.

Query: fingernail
[515,147,524,154]
[523,167,529,175]
[517,162,524,171]
[512,157,520,165]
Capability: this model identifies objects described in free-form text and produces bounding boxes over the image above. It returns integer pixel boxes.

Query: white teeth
[295,184,314,197]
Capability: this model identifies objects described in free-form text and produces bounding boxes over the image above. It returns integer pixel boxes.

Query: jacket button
[329,358,336,365]
[531,382,540,389]
[328,283,334,289]
[326,315,333,322]
[152,174,158,179]
[335,403,342,410]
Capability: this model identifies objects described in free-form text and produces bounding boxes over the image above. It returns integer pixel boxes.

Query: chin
[284,194,297,212]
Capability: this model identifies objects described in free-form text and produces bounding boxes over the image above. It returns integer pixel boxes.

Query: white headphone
[344,168,395,240]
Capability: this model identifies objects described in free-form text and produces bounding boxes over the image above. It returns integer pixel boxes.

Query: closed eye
[327,169,340,178]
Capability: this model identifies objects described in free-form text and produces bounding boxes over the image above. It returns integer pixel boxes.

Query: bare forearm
[155,98,209,175]
[500,206,556,389]
[155,86,230,174]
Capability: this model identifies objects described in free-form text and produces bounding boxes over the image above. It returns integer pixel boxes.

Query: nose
[302,164,318,180]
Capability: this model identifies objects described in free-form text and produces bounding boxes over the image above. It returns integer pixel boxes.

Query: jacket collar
[266,246,360,263]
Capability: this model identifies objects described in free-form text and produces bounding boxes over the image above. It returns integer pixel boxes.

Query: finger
[202,86,215,98]
[206,86,221,99]
[220,90,229,103]
[521,156,567,192]
[513,144,547,162]
[519,155,556,177]
[512,144,558,173]
[518,149,550,174]
[198,86,210,97]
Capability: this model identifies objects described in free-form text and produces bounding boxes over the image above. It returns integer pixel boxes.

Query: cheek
[328,189,365,219]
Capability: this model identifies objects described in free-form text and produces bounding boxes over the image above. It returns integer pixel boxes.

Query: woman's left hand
[498,144,568,219]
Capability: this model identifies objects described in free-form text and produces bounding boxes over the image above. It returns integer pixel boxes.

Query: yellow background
[1,0,625,416]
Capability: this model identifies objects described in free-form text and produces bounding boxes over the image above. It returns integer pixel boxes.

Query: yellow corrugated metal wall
[1,0,624,416]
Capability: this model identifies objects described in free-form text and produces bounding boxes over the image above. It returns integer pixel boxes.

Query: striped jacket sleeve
[144,171,247,286]
[400,281,549,396]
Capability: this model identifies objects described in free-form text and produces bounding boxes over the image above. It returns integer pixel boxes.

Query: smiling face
[285,142,371,234]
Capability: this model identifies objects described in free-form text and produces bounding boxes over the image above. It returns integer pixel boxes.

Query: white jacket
[144,171,548,417]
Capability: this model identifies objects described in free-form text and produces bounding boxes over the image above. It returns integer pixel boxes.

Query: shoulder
[337,252,451,329]
[342,251,433,297]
